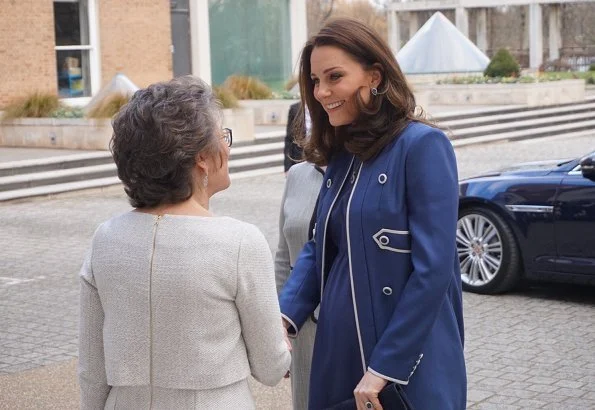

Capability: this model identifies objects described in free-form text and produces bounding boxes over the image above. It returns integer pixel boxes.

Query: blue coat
[280,122,467,409]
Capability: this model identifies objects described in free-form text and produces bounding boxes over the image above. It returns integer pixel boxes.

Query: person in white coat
[78,76,291,410]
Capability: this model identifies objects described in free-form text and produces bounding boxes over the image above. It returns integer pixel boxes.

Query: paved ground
[0,134,594,409]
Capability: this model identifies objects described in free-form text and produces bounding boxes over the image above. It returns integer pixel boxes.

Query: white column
[290,0,308,74]
[388,10,401,53]
[455,7,469,38]
[476,8,488,53]
[548,4,562,61]
[408,11,419,39]
[189,0,212,85]
[87,0,101,95]
[529,3,543,69]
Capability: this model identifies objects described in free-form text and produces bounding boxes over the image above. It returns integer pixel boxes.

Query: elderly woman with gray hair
[78,76,291,410]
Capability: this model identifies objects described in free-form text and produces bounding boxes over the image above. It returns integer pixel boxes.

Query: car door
[554,164,595,276]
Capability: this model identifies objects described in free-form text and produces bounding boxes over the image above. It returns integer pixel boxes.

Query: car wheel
[457,207,521,294]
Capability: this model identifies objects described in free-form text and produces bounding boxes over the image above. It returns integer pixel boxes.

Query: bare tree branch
[321,0,335,23]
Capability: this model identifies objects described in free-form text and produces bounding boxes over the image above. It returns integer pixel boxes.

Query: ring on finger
[365,401,374,409]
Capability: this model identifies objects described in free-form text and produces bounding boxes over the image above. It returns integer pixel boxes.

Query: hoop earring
[371,86,387,96]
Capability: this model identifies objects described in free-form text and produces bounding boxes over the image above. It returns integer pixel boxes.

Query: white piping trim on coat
[281,314,299,339]
[346,161,367,375]
[375,228,410,235]
[367,367,409,385]
[320,156,355,301]
[372,228,412,253]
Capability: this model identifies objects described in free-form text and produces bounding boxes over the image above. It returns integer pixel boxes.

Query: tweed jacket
[78,212,291,409]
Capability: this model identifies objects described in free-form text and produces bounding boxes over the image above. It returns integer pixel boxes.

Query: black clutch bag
[324,383,414,410]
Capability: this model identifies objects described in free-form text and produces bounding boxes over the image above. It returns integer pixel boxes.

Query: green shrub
[87,93,130,118]
[2,92,60,120]
[223,75,273,100]
[484,49,521,78]
[589,63,595,72]
[587,74,595,85]
[50,106,85,118]
[213,86,239,109]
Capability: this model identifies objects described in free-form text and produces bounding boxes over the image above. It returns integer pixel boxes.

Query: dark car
[457,150,595,294]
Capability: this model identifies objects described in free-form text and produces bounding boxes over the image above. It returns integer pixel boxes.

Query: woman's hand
[281,319,292,352]
[354,371,387,410]
[282,319,292,378]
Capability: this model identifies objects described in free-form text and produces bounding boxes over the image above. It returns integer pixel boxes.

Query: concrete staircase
[1,98,594,201]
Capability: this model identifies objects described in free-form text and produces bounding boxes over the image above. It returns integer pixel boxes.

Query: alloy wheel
[457,213,504,287]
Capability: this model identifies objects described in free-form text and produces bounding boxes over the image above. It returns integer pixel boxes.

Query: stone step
[439,101,595,129]
[430,95,595,122]
[0,151,287,193]
[0,163,116,192]
[230,141,284,161]
[0,176,122,202]
[0,167,287,202]
[2,99,594,201]
[452,119,595,147]
[5,100,593,178]
[451,111,595,139]
[0,151,113,177]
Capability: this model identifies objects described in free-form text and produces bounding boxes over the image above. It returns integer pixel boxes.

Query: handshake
[282,318,292,378]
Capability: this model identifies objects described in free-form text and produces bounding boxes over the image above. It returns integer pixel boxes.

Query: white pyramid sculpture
[397,12,490,74]
[85,73,139,113]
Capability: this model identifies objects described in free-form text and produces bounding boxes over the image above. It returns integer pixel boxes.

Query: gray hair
[110,75,222,208]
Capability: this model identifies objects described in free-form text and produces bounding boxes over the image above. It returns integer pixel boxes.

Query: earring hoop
[371,85,388,96]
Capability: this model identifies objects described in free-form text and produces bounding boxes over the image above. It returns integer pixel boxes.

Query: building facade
[0,0,308,109]
[0,0,172,108]
[387,0,595,70]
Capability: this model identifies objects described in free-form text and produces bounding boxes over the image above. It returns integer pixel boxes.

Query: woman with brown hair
[78,76,291,409]
[279,18,466,409]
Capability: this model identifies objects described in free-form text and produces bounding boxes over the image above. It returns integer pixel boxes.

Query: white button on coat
[378,173,387,184]
[326,179,332,188]
[382,287,393,295]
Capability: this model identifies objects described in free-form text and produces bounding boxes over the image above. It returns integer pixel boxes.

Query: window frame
[53,0,101,104]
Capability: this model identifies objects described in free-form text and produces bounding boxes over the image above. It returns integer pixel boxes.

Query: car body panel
[554,174,595,276]
[458,152,595,287]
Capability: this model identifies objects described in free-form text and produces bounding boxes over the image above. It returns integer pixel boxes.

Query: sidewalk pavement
[1,134,595,409]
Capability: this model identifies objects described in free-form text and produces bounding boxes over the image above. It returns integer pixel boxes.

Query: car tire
[457,206,521,294]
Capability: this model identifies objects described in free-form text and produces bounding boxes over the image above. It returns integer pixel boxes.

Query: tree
[307,0,388,41]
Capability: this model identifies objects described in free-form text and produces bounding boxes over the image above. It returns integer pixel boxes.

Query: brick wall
[0,0,57,108]
[98,0,173,88]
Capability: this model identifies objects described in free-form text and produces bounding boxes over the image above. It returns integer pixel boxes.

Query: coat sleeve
[278,236,320,337]
[235,225,292,386]
[78,247,111,409]
[368,129,459,384]
[274,176,291,294]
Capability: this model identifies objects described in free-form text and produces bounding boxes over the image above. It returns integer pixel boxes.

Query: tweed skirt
[103,379,254,409]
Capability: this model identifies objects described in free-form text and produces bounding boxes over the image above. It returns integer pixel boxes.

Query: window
[53,0,99,99]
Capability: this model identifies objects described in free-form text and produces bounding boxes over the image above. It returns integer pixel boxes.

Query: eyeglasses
[222,128,233,147]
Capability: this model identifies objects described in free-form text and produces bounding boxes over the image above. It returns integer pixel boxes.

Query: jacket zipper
[148,215,162,409]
